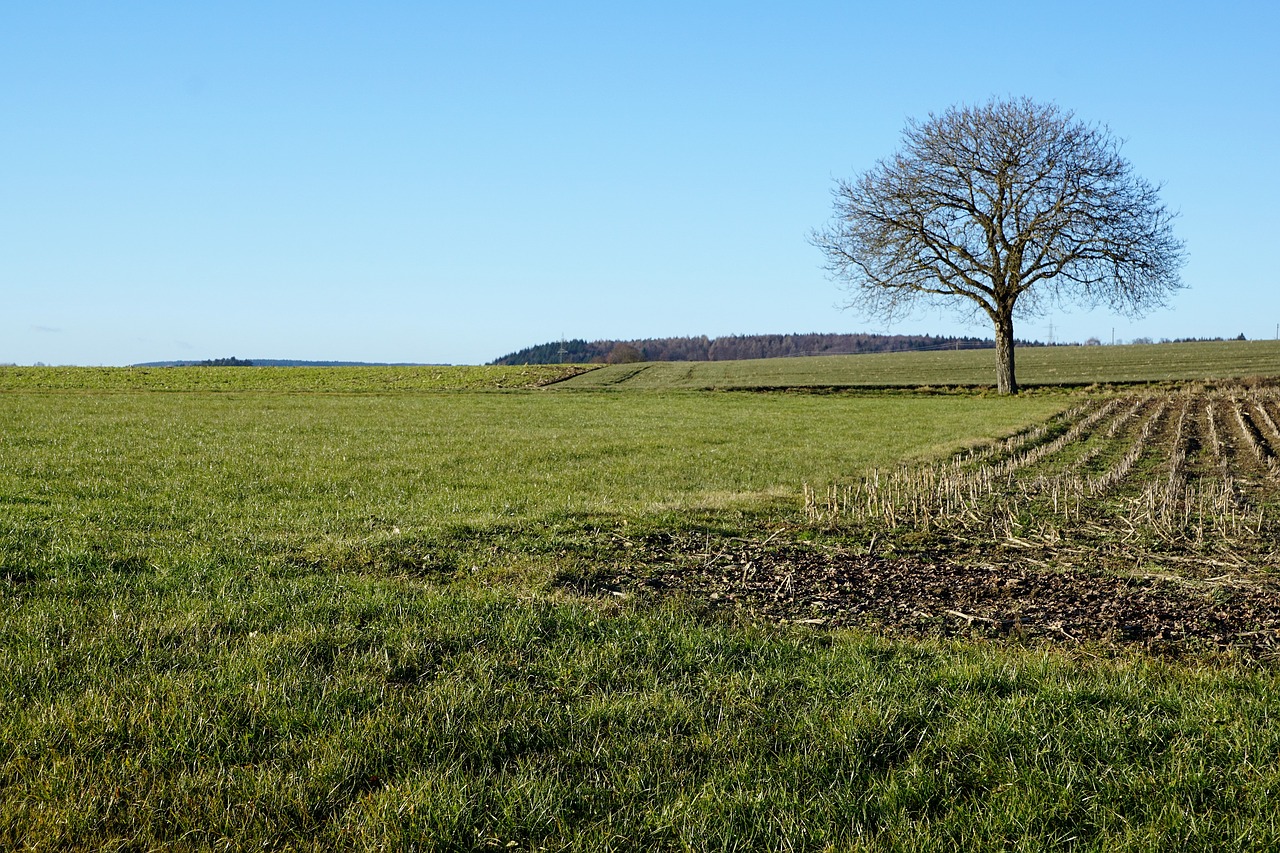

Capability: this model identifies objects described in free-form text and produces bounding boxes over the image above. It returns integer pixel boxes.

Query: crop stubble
[577,383,1280,658]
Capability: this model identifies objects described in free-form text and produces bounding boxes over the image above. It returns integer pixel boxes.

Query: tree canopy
[811,97,1186,393]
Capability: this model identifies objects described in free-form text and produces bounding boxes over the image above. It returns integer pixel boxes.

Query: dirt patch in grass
[563,536,1280,660]
[564,385,1280,660]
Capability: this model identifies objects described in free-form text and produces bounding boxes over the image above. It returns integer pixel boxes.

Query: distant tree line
[491,333,1049,366]
[198,357,255,367]
[1169,334,1247,343]
[1083,334,1248,346]
[134,358,438,368]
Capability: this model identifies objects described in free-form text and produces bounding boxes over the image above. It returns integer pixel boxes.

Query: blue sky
[4,1,1277,365]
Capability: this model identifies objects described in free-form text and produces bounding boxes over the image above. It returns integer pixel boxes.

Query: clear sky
[4,1,1277,365]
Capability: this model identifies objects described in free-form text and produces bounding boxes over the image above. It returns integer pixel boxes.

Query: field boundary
[551,340,1280,390]
[565,382,1280,659]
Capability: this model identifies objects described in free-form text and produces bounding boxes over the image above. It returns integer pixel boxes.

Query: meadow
[3,357,1280,851]
[0,364,589,394]
[558,340,1280,390]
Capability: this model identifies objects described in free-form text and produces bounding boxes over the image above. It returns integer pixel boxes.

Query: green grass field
[0,389,1060,583]
[0,364,591,393]
[3,361,1280,850]
[556,340,1280,390]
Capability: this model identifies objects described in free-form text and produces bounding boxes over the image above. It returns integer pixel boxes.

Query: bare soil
[566,534,1280,661]
[565,387,1280,661]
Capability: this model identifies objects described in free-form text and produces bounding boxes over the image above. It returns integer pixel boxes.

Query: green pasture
[0,364,589,393]
[3,371,1280,850]
[0,390,1059,578]
[556,340,1280,390]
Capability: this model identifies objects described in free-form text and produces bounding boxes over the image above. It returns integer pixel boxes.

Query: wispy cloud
[30,325,61,333]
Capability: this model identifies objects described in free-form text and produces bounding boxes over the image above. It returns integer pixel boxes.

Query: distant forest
[490,333,1048,365]
[132,358,434,368]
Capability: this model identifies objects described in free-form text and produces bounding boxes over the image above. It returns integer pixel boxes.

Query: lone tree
[811,97,1185,393]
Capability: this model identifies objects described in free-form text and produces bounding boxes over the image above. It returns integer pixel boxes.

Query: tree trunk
[994,312,1017,395]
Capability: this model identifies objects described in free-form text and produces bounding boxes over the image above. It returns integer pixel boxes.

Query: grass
[7,582,1280,851]
[556,340,1280,390]
[4,371,1280,850]
[0,390,1062,579]
[0,364,593,393]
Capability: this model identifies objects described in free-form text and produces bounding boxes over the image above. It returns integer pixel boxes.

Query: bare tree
[811,97,1186,393]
